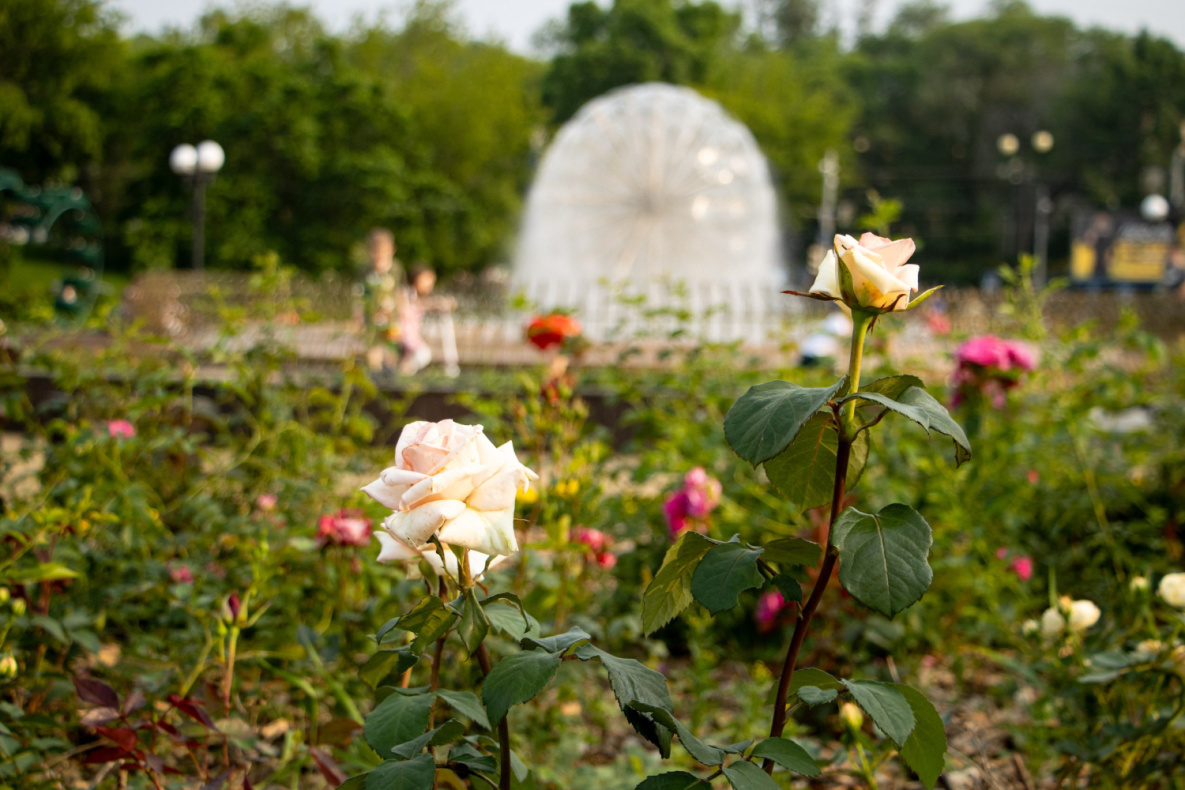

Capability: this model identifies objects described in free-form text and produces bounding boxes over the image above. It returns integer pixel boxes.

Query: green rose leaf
[771,574,803,605]
[390,719,466,760]
[842,386,971,466]
[411,608,457,654]
[447,743,497,776]
[628,701,725,766]
[521,626,592,655]
[364,754,435,790]
[750,737,821,775]
[832,504,934,618]
[760,536,822,569]
[360,648,419,688]
[895,684,947,789]
[381,596,444,639]
[575,643,674,757]
[364,693,434,756]
[643,531,716,635]
[484,601,540,641]
[764,414,871,511]
[796,686,837,706]
[480,592,531,630]
[338,775,367,790]
[481,650,562,726]
[691,541,765,615]
[860,374,925,400]
[722,759,782,790]
[724,378,847,466]
[635,772,713,790]
[842,680,916,746]
[457,590,490,657]
[765,667,843,707]
[436,689,491,730]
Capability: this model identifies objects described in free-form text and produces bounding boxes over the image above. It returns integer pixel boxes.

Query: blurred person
[397,265,458,376]
[360,228,403,371]
[799,308,851,368]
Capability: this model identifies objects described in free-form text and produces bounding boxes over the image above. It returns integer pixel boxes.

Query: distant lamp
[1140,193,1170,222]
[169,144,198,176]
[997,133,1020,157]
[170,140,225,270]
[1031,130,1055,154]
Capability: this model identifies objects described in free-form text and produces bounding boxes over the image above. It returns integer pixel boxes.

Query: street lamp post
[997,130,1054,287]
[170,140,225,270]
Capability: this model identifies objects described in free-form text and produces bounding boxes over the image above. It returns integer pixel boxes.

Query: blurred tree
[0,0,124,182]
[540,0,742,124]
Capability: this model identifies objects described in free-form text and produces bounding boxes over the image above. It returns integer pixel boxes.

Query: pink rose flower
[256,494,277,512]
[107,420,136,439]
[596,552,618,570]
[755,591,786,631]
[995,546,1009,560]
[1027,469,1040,485]
[169,565,194,584]
[573,527,607,554]
[1011,556,1034,582]
[318,509,373,547]
[664,468,722,539]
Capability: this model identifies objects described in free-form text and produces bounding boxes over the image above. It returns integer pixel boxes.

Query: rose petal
[896,263,920,292]
[809,250,841,299]
[375,532,421,563]
[872,238,916,275]
[385,500,467,547]
[843,247,910,310]
[466,466,525,512]
[401,464,496,510]
[394,422,434,470]
[437,507,518,557]
[857,232,893,250]
[402,443,450,475]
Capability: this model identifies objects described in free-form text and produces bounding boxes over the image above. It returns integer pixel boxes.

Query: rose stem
[475,644,512,790]
[763,310,872,774]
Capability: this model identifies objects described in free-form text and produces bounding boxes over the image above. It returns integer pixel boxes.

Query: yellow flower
[516,486,539,505]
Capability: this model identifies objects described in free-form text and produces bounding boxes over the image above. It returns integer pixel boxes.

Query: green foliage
[689,540,765,615]
[748,737,820,775]
[841,679,915,745]
[721,759,781,789]
[365,753,436,789]
[364,692,435,755]
[642,530,715,634]
[481,650,562,725]
[724,378,846,466]
[636,772,712,790]
[832,504,934,618]
[896,684,947,789]
[845,385,972,465]
[763,413,870,511]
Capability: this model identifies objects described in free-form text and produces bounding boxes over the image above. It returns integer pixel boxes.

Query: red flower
[526,314,582,351]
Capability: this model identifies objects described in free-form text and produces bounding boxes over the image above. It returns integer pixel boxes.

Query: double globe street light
[997,130,1054,287]
[170,140,225,270]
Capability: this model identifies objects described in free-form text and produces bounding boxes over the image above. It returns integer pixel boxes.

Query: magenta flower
[318,509,373,547]
[755,591,786,631]
[106,420,136,439]
[664,468,722,539]
[1011,556,1034,582]
[168,565,194,584]
[951,335,1037,409]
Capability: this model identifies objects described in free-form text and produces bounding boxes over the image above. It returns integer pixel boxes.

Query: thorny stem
[763,310,872,774]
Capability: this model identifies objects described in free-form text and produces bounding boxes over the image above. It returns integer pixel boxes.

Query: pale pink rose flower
[107,420,136,439]
[995,546,1009,560]
[169,565,194,584]
[256,494,278,512]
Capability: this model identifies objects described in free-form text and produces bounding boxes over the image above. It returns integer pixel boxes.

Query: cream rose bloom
[1158,573,1185,609]
[373,530,507,580]
[362,420,538,559]
[809,233,921,312]
[1041,597,1100,637]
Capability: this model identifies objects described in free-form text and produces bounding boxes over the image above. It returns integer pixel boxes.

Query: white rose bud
[804,233,934,313]
[363,420,538,560]
[1021,619,1039,636]
[1130,576,1149,593]
[1067,600,1100,632]
[839,701,864,730]
[1040,606,1066,638]
[1157,573,1185,609]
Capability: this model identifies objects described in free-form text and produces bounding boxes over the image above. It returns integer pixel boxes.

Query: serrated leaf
[724,379,847,466]
[364,693,434,756]
[770,574,803,605]
[690,542,765,615]
[379,597,444,641]
[750,737,821,775]
[390,719,465,759]
[764,414,871,511]
[628,702,725,766]
[842,386,971,466]
[457,590,490,657]
[895,685,947,789]
[521,626,591,655]
[481,651,561,726]
[361,649,419,688]
[761,537,822,569]
[575,644,674,757]
[796,686,837,706]
[832,504,933,618]
[447,743,497,775]
[484,602,540,640]
[842,680,915,746]
[636,772,713,789]
[365,754,435,790]
[643,531,715,635]
[411,608,457,654]
[338,775,367,790]
[860,375,925,401]
[766,667,844,707]
[436,689,490,730]
[481,593,530,631]
[722,759,781,790]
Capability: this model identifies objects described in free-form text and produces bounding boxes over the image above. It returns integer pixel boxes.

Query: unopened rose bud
[1158,573,1185,609]
[0,654,16,680]
[10,599,25,617]
[0,588,8,604]
[1137,640,1163,654]
[839,701,864,730]
[1130,576,1149,593]
[1068,600,1100,632]
[1021,619,1039,636]
[1040,607,1066,638]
